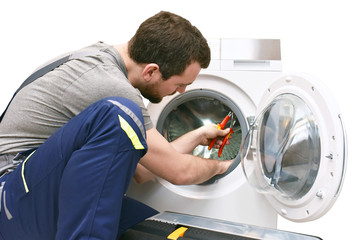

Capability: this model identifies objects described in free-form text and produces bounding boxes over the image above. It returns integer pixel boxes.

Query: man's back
[0,42,151,155]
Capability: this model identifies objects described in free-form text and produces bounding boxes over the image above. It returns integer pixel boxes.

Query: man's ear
[142,63,160,81]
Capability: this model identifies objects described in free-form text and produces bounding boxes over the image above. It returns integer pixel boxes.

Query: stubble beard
[139,85,163,104]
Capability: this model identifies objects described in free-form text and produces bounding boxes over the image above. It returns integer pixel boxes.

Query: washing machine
[126,39,347,230]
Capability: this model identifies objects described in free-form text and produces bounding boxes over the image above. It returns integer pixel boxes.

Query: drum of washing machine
[156,89,248,183]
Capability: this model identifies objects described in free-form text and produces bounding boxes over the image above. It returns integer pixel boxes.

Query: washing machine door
[241,73,347,222]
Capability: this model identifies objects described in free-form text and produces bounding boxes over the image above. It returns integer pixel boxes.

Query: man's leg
[0,97,154,239]
[117,196,159,238]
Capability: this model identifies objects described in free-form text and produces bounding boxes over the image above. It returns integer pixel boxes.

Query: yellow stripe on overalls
[118,115,145,150]
[21,150,36,193]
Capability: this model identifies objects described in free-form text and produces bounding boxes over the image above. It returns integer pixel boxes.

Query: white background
[0,0,358,239]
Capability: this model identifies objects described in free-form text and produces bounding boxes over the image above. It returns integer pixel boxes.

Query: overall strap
[0,51,119,123]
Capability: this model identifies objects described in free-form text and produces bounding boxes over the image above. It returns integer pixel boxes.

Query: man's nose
[177,86,187,93]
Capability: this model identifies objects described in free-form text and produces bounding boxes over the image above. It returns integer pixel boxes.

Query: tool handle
[208,113,231,150]
[208,137,217,150]
[208,124,221,150]
[218,128,234,157]
[218,115,231,129]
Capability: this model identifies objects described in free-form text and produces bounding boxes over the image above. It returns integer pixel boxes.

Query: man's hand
[197,124,232,148]
[169,124,232,154]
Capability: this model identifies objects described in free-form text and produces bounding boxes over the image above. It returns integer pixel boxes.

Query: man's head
[129,11,210,80]
[128,11,210,103]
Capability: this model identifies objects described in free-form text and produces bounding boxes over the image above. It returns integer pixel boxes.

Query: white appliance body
[126,39,346,229]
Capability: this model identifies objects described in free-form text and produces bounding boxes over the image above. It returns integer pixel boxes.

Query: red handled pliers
[208,112,235,157]
[218,119,236,157]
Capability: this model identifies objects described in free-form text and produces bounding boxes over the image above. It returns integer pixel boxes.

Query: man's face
[140,62,201,103]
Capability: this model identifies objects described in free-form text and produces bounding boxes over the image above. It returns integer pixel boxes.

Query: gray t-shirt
[0,42,153,155]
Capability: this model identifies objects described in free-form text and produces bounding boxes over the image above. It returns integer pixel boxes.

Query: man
[0,11,232,239]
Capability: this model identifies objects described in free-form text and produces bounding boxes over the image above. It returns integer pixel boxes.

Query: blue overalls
[0,97,158,239]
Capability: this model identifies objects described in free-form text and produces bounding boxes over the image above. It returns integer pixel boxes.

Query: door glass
[241,93,321,200]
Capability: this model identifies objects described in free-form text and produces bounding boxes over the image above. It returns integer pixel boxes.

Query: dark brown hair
[128,11,210,80]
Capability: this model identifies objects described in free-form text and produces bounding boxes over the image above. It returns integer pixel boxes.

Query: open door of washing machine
[241,73,347,222]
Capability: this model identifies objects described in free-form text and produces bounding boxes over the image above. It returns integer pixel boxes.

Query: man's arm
[133,125,232,184]
[133,163,157,184]
[138,127,232,185]
[169,124,231,154]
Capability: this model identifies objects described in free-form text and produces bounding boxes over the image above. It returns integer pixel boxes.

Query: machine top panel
[206,39,282,71]
[208,39,281,61]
